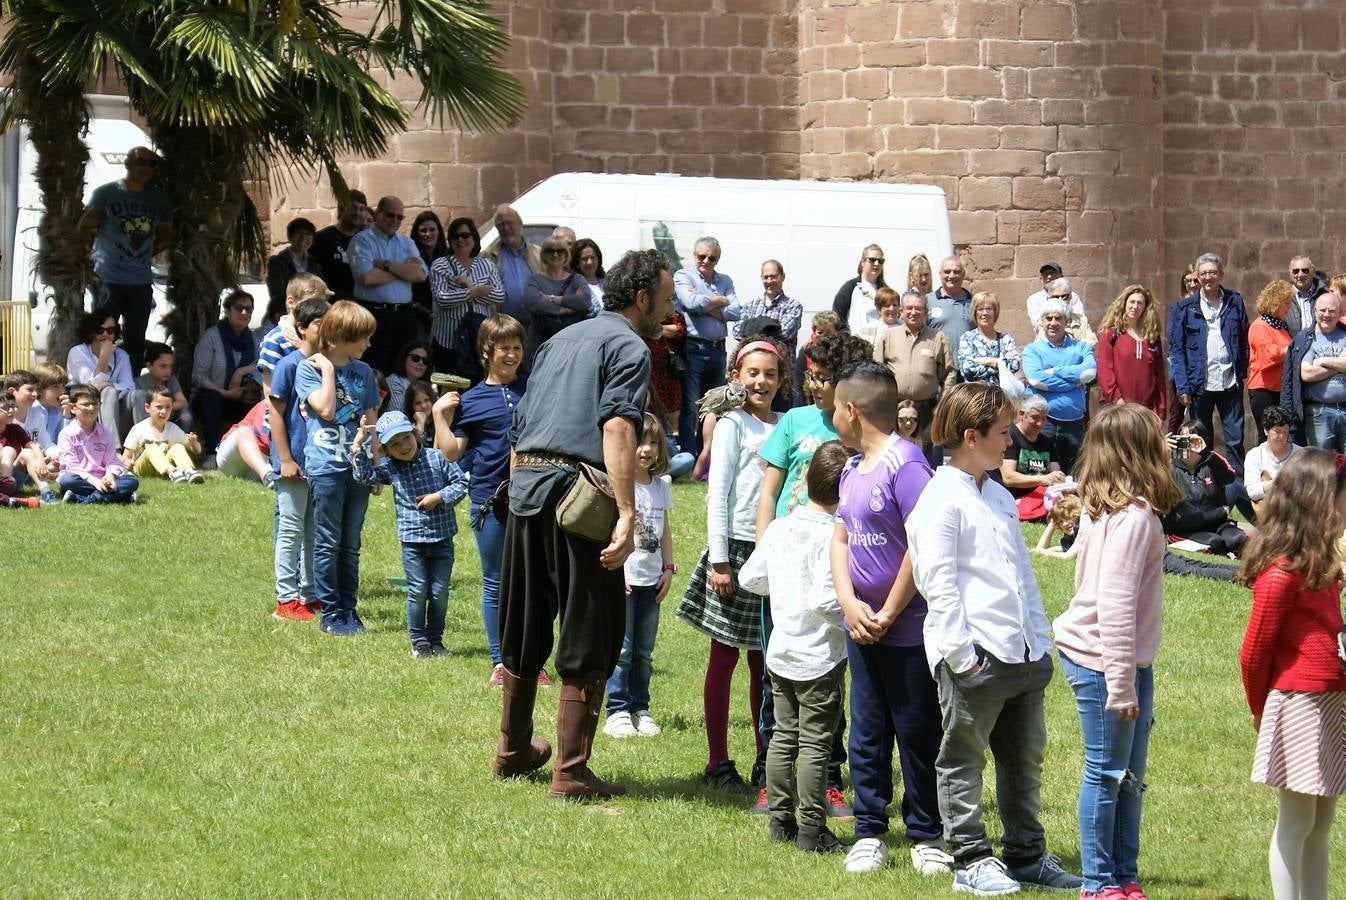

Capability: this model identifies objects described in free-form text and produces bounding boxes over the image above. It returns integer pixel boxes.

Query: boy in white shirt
[740,440,852,855]
[121,387,204,484]
[907,381,1081,897]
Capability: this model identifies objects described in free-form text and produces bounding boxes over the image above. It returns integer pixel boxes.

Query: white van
[3,96,267,364]
[480,172,952,340]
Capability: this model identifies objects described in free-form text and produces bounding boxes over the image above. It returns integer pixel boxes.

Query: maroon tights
[704,638,763,770]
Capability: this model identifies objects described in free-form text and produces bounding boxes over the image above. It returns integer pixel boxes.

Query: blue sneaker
[321,614,350,635]
[1006,854,1081,893]
[347,611,367,634]
[953,857,1020,896]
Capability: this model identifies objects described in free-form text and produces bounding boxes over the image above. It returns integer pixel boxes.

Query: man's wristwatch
[380,259,391,272]
[662,563,676,573]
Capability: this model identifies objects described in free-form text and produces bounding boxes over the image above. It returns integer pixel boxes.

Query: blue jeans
[402,540,454,645]
[57,471,138,503]
[678,338,727,455]
[273,477,314,601]
[1059,653,1154,894]
[605,583,662,715]
[309,470,371,626]
[1041,416,1085,475]
[1305,402,1346,453]
[472,500,505,666]
[1194,386,1245,467]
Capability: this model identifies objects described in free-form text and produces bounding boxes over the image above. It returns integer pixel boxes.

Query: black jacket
[1280,327,1316,423]
[1162,450,1236,536]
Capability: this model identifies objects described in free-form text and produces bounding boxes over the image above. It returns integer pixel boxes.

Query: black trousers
[499,505,626,679]
[359,302,418,377]
[103,282,154,375]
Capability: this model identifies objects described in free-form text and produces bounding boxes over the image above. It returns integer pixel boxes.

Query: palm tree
[1,0,526,368]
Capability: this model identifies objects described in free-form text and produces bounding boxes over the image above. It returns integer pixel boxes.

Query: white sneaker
[910,839,955,876]
[953,857,1021,896]
[844,836,889,873]
[633,709,661,736]
[602,711,639,738]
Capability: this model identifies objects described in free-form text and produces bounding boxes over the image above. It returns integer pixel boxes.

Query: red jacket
[1240,564,1346,716]
[1096,328,1166,421]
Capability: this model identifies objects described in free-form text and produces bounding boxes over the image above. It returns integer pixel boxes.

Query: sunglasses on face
[407,354,428,364]
[231,305,253,314]
[1292,268,1312,275]
[451,232,473,240]
[897,416,919,425]
[697,253,719,263]
[95,325,118,335]
[865,257,884,265]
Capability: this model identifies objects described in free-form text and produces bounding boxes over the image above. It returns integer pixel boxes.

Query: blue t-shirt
[258,324,297,374]
[293,357,380,475]
[268,351,309,476]
[87,180,172,284]
[1306,327,1346,403]
[452,376,527,505]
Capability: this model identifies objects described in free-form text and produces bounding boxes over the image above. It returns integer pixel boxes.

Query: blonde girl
[1237,448,1346,900]
[1055,404,1181,900]
[677,334,788,793]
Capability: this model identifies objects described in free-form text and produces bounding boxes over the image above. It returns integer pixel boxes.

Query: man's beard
[636,302,663,339]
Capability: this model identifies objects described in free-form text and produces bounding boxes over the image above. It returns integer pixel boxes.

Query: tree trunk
[10,43,92,363]
[156,125,249,380]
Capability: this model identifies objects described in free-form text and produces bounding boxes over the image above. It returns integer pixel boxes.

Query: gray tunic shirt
[508,311,651,516]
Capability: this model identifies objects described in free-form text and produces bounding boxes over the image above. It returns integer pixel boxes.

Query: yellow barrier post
[0,301,33,372]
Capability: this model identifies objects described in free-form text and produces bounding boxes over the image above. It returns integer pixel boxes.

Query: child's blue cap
[375,411,415,444]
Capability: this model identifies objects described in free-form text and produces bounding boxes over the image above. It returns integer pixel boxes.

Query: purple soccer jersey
[837,434,933,647]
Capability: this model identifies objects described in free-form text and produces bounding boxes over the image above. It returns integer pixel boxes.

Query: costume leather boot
[549,674,628,799]
[491,668,552,779]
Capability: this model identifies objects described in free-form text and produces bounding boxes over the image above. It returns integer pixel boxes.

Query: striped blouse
[428,255,505,348]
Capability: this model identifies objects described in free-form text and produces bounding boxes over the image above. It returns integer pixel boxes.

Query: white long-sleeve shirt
[1243,441,1300,502]
[739,505,844,681]
[706,408,774,563]
[907,465,1052,675]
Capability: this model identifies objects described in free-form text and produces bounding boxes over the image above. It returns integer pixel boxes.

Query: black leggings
[1182,523,1248,557]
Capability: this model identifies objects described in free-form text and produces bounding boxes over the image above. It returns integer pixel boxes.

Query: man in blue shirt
[1298,292,1346,451]
[926,256,974,353]
[673,236,741,455]
[485,204,541,327]
[79,146,173,375]
[349,195,427,375]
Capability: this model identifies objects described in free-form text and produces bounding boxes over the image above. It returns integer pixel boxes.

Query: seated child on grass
[127,342,193,430]
[33,362,69,457]
[352,410,468,658]
[0,390,44,507]
[121,387,204,484]
[216,400,273,483]
[56,384,138,504]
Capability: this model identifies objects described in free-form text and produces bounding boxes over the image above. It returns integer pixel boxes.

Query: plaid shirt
[735,292,803,350]
[352,444,469,543]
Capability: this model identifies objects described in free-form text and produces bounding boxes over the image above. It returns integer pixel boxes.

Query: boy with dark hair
[828,360,951,877]
[56,384,139,504]
[741,440,854,854]
[908,381,1081,896]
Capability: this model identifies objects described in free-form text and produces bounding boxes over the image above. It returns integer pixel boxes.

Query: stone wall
[1162,1,1346,302]
[798,0,1164,334]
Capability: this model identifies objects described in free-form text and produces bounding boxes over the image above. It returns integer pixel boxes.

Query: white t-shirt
[849,281,880,333]
[626,474,672,586]
[123,419,189,454]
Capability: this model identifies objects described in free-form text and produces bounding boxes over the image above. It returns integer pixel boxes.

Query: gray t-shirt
[87,180,172,285]
[1306,327,1346,403]
[508,311,651,517]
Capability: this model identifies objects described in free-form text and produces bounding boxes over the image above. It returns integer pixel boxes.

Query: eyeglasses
[95,325,117,334]
[897,416,919,425]
[0,404,17,413]
[696,253,719,263]
[407,354,428,364]
[544,248,567,256]
[1291,267,1312,275]
[130,156,158,168]
[806,371,837,386]
[451,232,473,240]
[865,257,885,265]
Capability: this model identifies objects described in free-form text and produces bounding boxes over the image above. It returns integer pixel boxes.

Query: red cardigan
[1240,564,1346,716]
[1096,328,1166,421]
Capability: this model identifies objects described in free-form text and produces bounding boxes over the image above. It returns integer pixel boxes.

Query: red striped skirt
[1252,690,1346,796]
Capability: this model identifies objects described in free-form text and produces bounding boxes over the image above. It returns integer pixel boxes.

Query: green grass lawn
[2,476,1340,897]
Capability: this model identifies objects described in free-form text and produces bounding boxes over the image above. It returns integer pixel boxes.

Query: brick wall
[1163,1,1346,302]
[798,0,1164,337]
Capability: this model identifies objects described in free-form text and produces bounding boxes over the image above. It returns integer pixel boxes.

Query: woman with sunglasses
[522,235,591,365]
[192,290,261,454]
[411,211,449,339]
[831,244,887,335]
[429,217,504,378]
[386,340,432,414]
[66,307,135,446]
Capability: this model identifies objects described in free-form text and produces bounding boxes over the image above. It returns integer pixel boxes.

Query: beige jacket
[873,324,956,401]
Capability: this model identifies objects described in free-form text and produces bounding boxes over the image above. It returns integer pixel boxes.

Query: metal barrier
[0,301,33,372]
